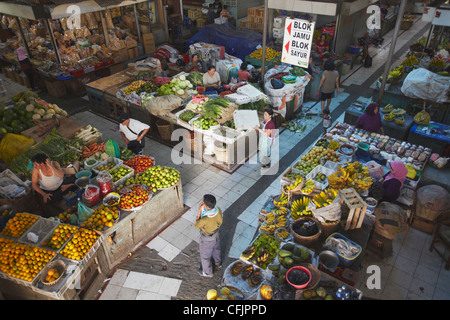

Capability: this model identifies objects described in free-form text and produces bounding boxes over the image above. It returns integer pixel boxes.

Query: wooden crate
[340,188,368,231]
[240,18,249,29]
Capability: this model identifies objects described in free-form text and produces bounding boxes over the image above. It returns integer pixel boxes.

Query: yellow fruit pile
[402,55,417,67]
[0,241,56,282]
[1,213,39,238]
[80,205,119,231]
[249,47,281,61]
[291,197,312,220]
[60,228,100,261]
[123,80,146,95]
[44,268,60,283]
[328,161,372,191]
[42,224,78,249]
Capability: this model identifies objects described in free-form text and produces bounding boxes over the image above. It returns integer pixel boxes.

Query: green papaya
[291,255,303,263]
[268,264,280,271]
[282,243,295,252]
[278,249,292,258]
[284,257,294,267]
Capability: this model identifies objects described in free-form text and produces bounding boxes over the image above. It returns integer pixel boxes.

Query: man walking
[195,194,223,277]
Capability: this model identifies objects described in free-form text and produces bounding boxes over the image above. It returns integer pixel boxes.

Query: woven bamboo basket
[291,217,322,247]
[319,219,340,238]
[40,259,66,286]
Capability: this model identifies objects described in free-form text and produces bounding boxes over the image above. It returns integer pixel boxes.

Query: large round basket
[291,217,322,247]
[40,259,66,286]
[319,220,340,238]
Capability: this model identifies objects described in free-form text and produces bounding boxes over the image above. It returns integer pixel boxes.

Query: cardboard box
[112,47,128,63]
[44,79,67,98]
[142,33,155,54]
[127,46,138,60]
[109,63,125,74]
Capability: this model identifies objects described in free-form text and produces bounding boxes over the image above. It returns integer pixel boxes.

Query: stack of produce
[42,224,78,250]
[80,205,120,231]
[240,234,280,269]
[10,129,81,176]
[0,241,56,282]
[290,197,312,220]
[60,228,100,261]
[311,188,339,209]
[260,207,288,234]
[74,125,103,145]
[157,75,193,97]
[118,184,151,210]
[135,81,161,95]
[124,155,154,173]
[249,47,281,62]
[109,165,133,182]
[186,71,203,86]
[328,162,372,191]
[1,213,38,238]
[192,116,219,130]
[124,165,180,192]
[122,80,146,95]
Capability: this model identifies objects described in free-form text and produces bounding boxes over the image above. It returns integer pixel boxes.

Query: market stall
[203,112,445,300]
[0,90,185,299]
[0,0,163,97]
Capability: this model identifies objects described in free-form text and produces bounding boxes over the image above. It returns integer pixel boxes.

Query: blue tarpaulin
[186,23,267,61]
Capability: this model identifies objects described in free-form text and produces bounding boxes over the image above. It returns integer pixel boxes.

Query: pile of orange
[42,224,78,250]
[0,242,56,282]
[43,268,60,283]
[1,213,39,238]
[80,205,119,231]
[60,228,100,261]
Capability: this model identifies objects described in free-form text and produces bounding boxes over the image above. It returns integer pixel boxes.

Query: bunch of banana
[301,179,315,194]
[291,197,311,219]
[312,189,339,208]
[264,212,276,224]
[285,175,303,191]
[275,228,290,240]
[382,103,394,114]
[273,207,288,216]
[274,193,288,207]
[329,140,339,151]
[354,176,373,191]
[275,216,287,228]
[256,251,270,264]
[260,223,276,233]
[241,246,255,260]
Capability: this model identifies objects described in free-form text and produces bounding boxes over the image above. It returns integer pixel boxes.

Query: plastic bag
[104,139,120,158]
[96,171,114,198]
[0,133,35,165]
[365,160,383,179]
[78,201,94,224]
[82,184,100,207]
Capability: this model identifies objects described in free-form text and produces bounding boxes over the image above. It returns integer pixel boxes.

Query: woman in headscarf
[355,102,384,134]
[16,46,36,90]
[382,161,408,202]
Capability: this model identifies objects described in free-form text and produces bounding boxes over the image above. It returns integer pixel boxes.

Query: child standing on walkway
[322,108,332,135]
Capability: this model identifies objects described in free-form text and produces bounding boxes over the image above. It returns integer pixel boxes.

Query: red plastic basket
[285,266,312,289]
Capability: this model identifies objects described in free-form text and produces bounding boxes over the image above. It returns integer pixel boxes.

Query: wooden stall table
[344,103,414,140]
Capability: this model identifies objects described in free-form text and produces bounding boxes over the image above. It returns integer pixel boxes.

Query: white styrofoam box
[273,17,286,26]
[236,84,267,102]
[273,32,284,39]
[215,17,228,24]
[273,27,284,35]
[233,110,259,131]
[225,93,252,105]
[306,165,335,190]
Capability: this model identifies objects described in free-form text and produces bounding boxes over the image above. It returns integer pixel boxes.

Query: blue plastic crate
[63,188,83,207]
[325,233,362,267]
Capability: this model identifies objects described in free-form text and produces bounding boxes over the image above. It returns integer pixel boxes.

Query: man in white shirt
[118,113,150,155]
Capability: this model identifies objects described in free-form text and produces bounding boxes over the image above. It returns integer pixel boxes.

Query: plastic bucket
[365,197,377,215]
[76,170,92,179]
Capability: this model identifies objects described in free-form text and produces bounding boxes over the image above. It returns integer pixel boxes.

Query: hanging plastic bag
[82,184,100,207]
[96,171,114,198]
[104,139,120,158]
[78,201,94,224]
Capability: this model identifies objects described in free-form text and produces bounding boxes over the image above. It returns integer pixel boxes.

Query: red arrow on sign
[285,41,290,53]
[287,22,292,36]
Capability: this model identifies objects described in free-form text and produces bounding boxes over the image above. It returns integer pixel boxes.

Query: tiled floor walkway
[2,16,448,300]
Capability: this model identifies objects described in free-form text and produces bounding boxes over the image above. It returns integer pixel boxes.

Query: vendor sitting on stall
[118,112,150,156]
[314,34,329,59]
[237,62,252,82]
[382,161,408,202]
[186,53,204,73]
[203,65,222,92]
[355,102,384,134]
[31,153,76,216]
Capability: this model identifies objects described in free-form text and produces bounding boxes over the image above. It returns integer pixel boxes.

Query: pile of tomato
[124,155,155,173]
[119,185,151,210]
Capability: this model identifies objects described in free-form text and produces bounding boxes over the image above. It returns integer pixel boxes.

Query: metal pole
[134,3,143,55]
[15,16,32,59]
[377,0,407,105]
[44,19,61,65]
[261,0,269,81]
[332,13,341,53]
